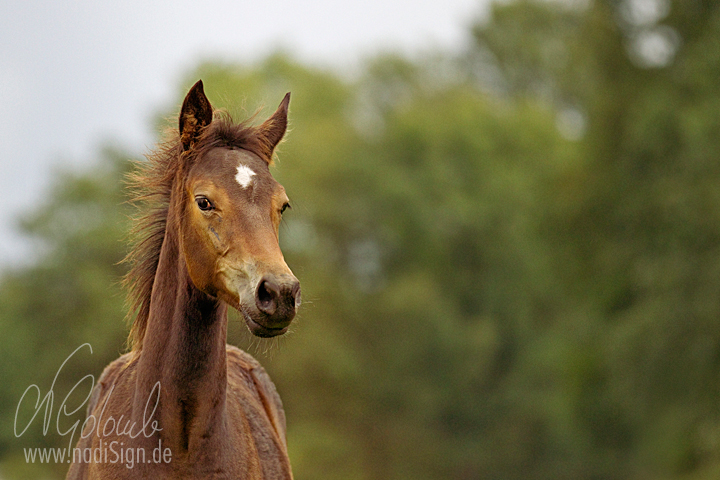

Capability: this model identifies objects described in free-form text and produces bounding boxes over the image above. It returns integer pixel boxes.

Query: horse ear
[256,93,290,162]
[179,80,213,150]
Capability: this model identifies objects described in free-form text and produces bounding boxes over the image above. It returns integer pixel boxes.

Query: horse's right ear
[179,80,213,150]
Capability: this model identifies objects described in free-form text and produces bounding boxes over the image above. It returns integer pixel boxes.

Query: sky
[0,0,488,268]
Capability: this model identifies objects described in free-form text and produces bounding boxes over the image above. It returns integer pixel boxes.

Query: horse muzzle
[244,273,301,337]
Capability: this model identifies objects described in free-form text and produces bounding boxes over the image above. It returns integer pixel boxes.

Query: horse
[66,80,300,479]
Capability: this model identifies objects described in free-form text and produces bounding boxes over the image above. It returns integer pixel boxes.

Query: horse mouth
[244,314,290,338]
[238,303,293,337]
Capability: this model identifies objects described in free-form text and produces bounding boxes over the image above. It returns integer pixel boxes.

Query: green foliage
[3,1,720,478]
[0,148,133,477]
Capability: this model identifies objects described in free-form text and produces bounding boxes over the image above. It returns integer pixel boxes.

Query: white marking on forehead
[235,164,256,189]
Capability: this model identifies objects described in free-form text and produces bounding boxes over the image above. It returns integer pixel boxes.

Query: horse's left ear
[179,80,213,151]
[256,93,290,162]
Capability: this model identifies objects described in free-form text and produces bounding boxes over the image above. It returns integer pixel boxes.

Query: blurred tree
[471,0,720,478]
[0,147,133,478]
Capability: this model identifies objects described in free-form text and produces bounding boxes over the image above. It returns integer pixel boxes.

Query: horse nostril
[255,275,301,322]
[290,280,301,308]
[256,279,279,316]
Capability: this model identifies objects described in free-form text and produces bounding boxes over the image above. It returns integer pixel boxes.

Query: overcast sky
[0,0,488,267]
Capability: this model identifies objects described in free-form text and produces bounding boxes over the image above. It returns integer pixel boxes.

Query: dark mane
[123,112,270,352]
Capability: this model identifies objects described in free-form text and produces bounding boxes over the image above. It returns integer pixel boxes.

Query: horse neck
[134,204,229,452]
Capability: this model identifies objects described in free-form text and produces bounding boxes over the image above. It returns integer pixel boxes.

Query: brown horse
[66,81,299,479]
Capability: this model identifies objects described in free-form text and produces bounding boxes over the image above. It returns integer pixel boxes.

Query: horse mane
[123,111,270,353]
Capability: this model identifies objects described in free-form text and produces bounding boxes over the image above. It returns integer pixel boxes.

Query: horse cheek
[183,222,220,297]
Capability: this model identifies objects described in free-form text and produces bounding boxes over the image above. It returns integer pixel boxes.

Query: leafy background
[3,0,720,478]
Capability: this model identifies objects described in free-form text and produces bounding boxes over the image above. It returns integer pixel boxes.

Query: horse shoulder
[225,345,288,448]
[86,352,134,418]
[67,354,134,480]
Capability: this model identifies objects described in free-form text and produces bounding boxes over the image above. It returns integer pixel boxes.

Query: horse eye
[196,197,214,212]
[280,203,291,215]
